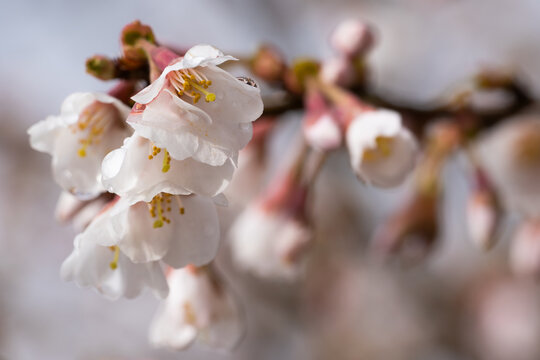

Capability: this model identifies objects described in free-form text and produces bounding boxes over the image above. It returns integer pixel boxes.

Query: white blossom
[345,109,418,188]
[129,44,264,167]
[28,92,131,199]
[149,266,243,350]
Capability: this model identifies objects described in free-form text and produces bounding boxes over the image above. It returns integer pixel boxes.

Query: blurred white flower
[229,203,311,280]
[509,220,540,277]
[101,133,235,201]
[28,92,131,199]
[330,19,374,58]
[130,44,264,167]
[345,109,418,188]
[149,266,243,350]
[476,113,540,217]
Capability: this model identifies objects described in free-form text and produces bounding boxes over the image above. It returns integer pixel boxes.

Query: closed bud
[510,220,540,277]
[120,20,156,69]
[284,58,320,95]
[330,19,374,58]
[86,55,116,80]
[467,189,499,250]
[319,57,355,87]
[251,45,286,83]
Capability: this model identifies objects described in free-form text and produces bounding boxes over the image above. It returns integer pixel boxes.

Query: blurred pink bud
[304,113,342,151]
[251,45,287,83]
[320,57,355,87]
[467,190,499,250]
[303,89,342,150]
[510,220,540,277]
[330,19,374,58]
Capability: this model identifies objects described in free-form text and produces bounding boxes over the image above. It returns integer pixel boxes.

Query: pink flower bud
[330,20,374,58]
[320,57,355,87]
[466,190,498,250]
[510,220,540,277]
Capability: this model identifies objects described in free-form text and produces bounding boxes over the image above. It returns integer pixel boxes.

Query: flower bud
[284,59,320,95]
[372,193,438,262]
[330,19,374,58]
[251,45,287,83]
[467,189,499,250]
[319,57,355,87]
[302,89,342,150]
[510,220,540,277]
[345,109,418,188]
[86,55,116,80]
[120,20,156,69]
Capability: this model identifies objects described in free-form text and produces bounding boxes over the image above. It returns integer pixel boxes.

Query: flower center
[147,193,185,229]
[363,136,394,162]
[169,69,216,104]
[71,103,117,157]
[148,143,171,173]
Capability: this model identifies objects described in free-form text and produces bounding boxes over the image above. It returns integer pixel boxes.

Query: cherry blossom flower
[476,113,540,217]
[149,266,243,350]
[28,92,131,199]
[345,109,418,188]
[61,192,221,299]
[101,133,235,201]
[128,44,264,167]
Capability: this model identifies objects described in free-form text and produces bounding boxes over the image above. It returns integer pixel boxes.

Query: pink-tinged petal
[162,196,220,268]
[132,45,236,105]
[510,221,540,277]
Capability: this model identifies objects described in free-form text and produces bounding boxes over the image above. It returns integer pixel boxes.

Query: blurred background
[3,0,540,359]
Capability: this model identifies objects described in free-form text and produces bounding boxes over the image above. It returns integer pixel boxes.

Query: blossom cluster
[29,24,262,350]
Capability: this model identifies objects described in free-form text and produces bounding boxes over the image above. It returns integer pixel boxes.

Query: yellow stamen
[109,246,120,270]
[363,136,394,162]
[153,195,164,228]
[162,150,171,173]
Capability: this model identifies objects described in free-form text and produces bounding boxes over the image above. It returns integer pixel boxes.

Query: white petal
[162,196,220,268]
